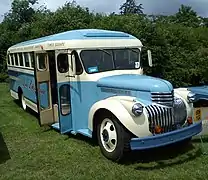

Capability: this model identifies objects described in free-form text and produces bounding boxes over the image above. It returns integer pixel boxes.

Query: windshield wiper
[97,48,112,56]
[124,47,140,54]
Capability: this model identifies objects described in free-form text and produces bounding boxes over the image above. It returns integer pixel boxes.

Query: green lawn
[0,83,208,180]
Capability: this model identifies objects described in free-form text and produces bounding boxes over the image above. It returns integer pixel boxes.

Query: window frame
[29,52,34,68]
[6,54,10,65]
[59,84,71,116]
[71,50,83,75]
[14,53,19,66]
[37,53,47,71]
[23,52,30,67]
[10,54,14,65]
[57,53,69,74]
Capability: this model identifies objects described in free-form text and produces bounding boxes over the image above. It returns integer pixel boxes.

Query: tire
[97,113,132,162]
[20,93,27,111]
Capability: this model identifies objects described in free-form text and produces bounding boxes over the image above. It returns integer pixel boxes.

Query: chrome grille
[151,91,174,107]
[145,105,175,133]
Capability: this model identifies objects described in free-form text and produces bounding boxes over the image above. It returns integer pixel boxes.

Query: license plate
[194,108,202,122]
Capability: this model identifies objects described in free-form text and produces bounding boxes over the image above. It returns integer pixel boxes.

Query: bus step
[77,129,92,138]
[51,123,60,130]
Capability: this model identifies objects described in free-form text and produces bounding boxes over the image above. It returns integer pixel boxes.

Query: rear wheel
[97,113,132,162]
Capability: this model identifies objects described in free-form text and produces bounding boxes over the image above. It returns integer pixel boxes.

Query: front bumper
[130,121,202,150]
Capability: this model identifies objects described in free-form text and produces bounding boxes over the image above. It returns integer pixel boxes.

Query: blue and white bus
[7,29,202,162]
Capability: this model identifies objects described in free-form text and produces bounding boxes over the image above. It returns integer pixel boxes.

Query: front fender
[174,88,193,119]
[88,96,151,138]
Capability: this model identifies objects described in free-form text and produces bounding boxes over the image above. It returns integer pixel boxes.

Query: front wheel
[97,113,132,162]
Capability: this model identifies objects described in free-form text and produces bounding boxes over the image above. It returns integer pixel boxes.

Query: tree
[174,5,201,27]
[119,0,143,15]
[202,18,208,27]
[4,0,38,25]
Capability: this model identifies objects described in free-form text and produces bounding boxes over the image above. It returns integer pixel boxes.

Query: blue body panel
[98,74,173,92]
[8,69,49,108]
[69,81,115,132]
[130,122,202,150]
[68,78,154,134]
[8,69,37,103]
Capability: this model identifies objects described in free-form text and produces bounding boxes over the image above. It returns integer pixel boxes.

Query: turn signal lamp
[187,117,193,125]
[155,125,163,134]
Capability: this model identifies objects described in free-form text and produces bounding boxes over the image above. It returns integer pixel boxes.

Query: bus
[6,29,202,162]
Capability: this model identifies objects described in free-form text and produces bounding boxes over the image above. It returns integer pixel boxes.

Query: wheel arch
[88,98,150,139]
[91,108,115,141]
[18,86,23,100]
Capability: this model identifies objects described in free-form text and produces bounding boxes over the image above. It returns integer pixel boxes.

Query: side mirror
[147,50,152,67]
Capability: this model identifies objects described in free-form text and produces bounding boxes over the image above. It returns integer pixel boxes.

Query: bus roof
[8,29,143,53]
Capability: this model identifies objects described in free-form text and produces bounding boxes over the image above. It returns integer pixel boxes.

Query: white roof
[7,29,143,53]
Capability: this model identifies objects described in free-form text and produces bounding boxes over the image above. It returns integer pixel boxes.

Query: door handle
[65,75,75,78]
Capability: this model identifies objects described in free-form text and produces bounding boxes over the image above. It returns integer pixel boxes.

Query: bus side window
[24,53,30,67]
[10,54,14,65]
[57,54,69,73]
[19,53,24,66]
[60,84,71,115]
[38,54,47,71]
[30,53,34,68]
[14,53,19,66]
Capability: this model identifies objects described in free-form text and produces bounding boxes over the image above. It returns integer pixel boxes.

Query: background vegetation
[0,0,208,87]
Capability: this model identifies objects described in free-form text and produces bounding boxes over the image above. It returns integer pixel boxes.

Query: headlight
[187,92,196,103]
[174,97,187,125]
[132,103,143,116]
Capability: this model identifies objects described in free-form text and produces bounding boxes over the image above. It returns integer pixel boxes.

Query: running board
[77,129,92,138]
[51,123,60,130]
[50,124,92,138]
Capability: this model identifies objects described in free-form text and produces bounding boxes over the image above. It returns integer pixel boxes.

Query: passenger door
[55,50,74,134]
[34,51,56,126]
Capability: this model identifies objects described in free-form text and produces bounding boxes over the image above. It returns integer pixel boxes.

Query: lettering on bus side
[22,80,46,95]
[100,87,131,96]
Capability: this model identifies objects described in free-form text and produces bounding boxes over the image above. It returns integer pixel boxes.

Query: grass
[0,82,208,180]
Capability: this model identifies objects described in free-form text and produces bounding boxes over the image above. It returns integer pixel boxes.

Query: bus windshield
[80,48,140,74]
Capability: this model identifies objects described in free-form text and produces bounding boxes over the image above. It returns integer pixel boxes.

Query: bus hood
[97,74,173,92]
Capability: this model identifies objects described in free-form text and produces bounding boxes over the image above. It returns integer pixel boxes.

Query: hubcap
[100,118,117,153]
[102,129,109,142]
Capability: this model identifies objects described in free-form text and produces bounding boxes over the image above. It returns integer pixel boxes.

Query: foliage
[0,0,208,87]
[174,5,202,28]
[119,0,144,15]
[0,73,9,83]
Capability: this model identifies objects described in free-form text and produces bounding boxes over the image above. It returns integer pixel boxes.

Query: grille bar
[151,91,174,107]
[145,105,174,133]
